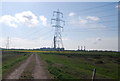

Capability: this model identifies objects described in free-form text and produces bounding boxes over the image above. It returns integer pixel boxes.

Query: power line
[83,7,116,15]
[30,29,53,40]
[98,14,117,18]
[64,27,118,32]
[66,19,117,26]
[80,3,115,12]
[40,30,53,40]
[21,27,47,39]
[66,13,117,22]
[75,2,116,14]
[87,20,117,24]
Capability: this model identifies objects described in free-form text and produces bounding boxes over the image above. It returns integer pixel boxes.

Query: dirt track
[33,54,49,79]
[6,53,49,79]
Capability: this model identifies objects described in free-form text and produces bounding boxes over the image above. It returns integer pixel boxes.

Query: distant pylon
[78,45,80,51]
[84,46,86,51]
[51,9,65,49]
[6,37,10,49]
[81,46,83,51]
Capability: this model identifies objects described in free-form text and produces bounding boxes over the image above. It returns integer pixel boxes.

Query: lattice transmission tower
[6,37,10,49]
[51,9,65,49]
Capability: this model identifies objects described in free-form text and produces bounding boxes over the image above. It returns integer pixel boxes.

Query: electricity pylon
[6,37,10,49]
[51,9,65,49]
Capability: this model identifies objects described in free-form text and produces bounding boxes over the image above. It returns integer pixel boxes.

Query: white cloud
[62,38,69,41]
[15,11,39,27]
[39,16,47,26]
[68,15,106,30]
[0,11,40,28]
[115,4,120,8]
[69,12,76,17]
[78,16,100,25]
[86,16,100,21]
[96,37,102,41]
[79,19,87,24]
[116,5,118,8]
[92,37,102,44]
[0,15,18,28]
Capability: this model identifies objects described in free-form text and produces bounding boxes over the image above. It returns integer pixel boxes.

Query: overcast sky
[0,2,118,51]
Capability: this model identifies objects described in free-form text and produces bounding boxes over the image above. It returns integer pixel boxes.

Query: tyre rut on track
[33,53,49,79]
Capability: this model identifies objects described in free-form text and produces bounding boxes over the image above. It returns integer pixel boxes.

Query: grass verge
[38,52,119,79]
[2,51,30,78]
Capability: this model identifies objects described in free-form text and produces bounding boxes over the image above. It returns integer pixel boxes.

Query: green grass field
[2,50,119,80]
[38,51,119,79]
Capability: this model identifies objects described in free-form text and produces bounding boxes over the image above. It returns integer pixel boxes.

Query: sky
[0,1,119,51]
[1,0,120,2]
